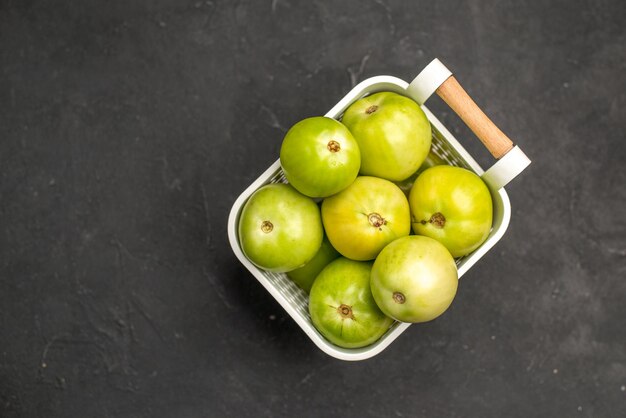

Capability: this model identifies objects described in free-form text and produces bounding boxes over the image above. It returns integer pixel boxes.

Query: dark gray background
[1,0,625,417]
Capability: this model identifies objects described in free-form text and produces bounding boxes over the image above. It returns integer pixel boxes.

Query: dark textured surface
[1,0,625,417]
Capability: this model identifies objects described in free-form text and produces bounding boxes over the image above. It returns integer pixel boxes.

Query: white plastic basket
[227,59,530,361]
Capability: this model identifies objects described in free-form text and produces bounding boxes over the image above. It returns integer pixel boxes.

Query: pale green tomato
[309,257,394,348]
[280,116,361,198]
[286,236,340,293]
[238,183,323,273]
[371,235,458,323]
[321,176,410,261]
[409,165,493,258]
[341,91,432,181]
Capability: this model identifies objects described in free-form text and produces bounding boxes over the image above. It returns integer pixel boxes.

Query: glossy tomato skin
[371,235,458,323]
[280,116,360,198]
[321,176,411,261]
[309,257,394,348]
[341,92,431,182]
[286,236,340,293]
[238,183,323,273]
[409,165,493,258]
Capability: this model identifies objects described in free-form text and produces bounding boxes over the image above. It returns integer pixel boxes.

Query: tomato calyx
[260,220,274,233]
[337,304,355,320]
[368,212,387,231]
[327,140,341,153]
[365,105,379,114]
[392,292,406,304]
[415,212,446,229]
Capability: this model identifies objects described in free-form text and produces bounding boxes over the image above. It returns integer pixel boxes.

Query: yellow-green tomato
[309,257,394,348]
[370,236,458,323]
[280,116,361,198]
[409,165,493,258]
[341,92,431,181]
[321,176,410,261]
[286,237,340,293]
[238,183,323,273]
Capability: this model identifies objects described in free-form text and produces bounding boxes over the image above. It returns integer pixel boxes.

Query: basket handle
[406,59,531,189]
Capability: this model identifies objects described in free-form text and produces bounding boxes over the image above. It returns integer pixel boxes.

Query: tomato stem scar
[337,304,355,319]
[368,212,387,229]
[260,220,273,233]
[327,140,341,152]
[429,212,446,228]
[393,292,406,304]
[365,105,378,114]
[418,212,446,228]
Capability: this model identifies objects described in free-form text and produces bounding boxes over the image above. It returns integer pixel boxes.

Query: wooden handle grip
[436,76,514,159]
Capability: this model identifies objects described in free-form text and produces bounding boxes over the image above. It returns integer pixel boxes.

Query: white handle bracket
[406,58,531,189]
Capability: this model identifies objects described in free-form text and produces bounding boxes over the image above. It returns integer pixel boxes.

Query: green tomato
[238,183,323,273]
[280,116,361,198]
[286,237,340,293]
[371,235,458,323]
[409,165,493,258]
[309,257,394,348]
[341,91,431,181]
[321,176,411,261]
